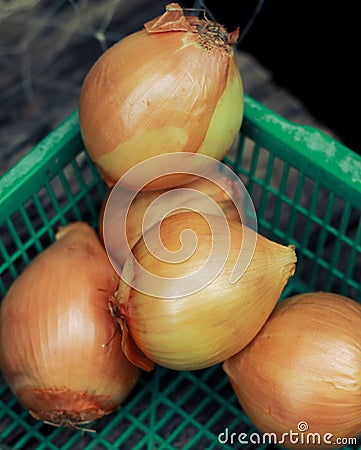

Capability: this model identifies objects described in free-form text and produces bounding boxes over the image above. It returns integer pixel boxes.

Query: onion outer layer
[114,211,296,371]
[223,292,361,449]
[99,174,242,269]
[0,222,141,427]
[78,3,244,188]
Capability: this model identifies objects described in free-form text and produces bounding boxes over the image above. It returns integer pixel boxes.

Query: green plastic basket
[1,95,360,450]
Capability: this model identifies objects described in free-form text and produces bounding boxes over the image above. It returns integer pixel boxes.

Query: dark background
[184,0,360,154]
[0,0,359,177]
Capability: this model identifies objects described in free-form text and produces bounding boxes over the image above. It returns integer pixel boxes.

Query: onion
[99,174,242,269]
[112,211,296,371]
[0,222,141,428]
[223,292,361,449]
[78,3,244,188]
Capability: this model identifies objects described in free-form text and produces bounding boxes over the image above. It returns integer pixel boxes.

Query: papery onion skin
[78,3,244,188]
[99,175,242,268]
[114,211,296,371]
[0,222,141,426]
[223,292,361,450]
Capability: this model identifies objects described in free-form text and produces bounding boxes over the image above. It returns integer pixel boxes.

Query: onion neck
[193,19,237,52]
[144,2,239,53]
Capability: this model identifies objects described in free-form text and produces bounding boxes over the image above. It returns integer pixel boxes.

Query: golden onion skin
[78,5,244,188]
[98,175,242,268]
[223,292,361,449]
[114,212,296,371]
[0,222,141,426]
